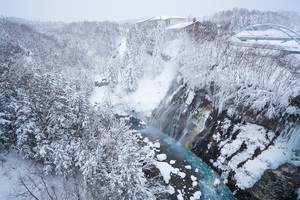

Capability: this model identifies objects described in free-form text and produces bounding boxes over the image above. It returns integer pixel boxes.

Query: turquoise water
[141,128,235,200]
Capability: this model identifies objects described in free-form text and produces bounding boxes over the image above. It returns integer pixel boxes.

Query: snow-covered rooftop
[137,15,185,23]
[166,21,195,30]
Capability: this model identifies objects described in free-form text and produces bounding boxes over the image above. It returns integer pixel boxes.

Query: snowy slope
[90,37,179,119]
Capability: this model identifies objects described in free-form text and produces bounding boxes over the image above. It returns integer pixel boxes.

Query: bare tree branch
[40,176,54,200]
[18,176,39,200]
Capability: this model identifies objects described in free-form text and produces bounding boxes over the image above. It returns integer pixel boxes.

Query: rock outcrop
[235,163,300,200]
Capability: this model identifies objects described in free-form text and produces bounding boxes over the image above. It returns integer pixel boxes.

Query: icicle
[218,90,227,115]
[287,125,300,152]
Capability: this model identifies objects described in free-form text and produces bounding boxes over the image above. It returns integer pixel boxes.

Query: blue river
[131,118,235,200]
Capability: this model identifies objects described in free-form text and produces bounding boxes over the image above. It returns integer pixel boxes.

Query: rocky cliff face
[151,77,300,199]
[235,163,300,200]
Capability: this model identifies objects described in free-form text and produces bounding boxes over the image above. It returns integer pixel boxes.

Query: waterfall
[150,79,214,149]
[179,107,211,149]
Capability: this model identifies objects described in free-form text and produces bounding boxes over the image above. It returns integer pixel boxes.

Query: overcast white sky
[0,0,299,22]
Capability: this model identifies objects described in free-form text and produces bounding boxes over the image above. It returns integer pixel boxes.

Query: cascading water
[150,78,214,149]
[150,79,189,140]
[179,106,212,149]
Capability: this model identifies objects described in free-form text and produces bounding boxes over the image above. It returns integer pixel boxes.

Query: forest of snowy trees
[0,18,165,199]
[0,8,299,199]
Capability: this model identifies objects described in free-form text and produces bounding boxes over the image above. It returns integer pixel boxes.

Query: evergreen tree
[0,42,28,149]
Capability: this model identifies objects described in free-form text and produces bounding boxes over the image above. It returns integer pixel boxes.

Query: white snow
[286,125,300,152]
[40,145,46,156]
[126,62,177,117]
[157,154,167,161]
[0,118,11,124]
[185,165,192,170]
[118,38,127,58]
[137,15,185,23]
[154,160,188,184]
[143,137,149,143]
[91,61,177,118]
[212,122,294,189]
[155,161,179,184]
[192,181,198,187]
[212,132,221,143]
[190,191,202,200]
[166,22,194,30]
[90,74,109,106]
[166,185,175,195]
[234,138,290,189]
[178,171,186,178]
[165,39,183,58]
[185,89,195,105]
[147,141,154,147]
[191,175,197,181]
[218,123,274,160]
[170,160,176,165]
[90,35,181,120]
[153,142,161,148]
[0,150,84,200]
[213,178,221,186]
[0,151,26,199]
[177,189,184,200]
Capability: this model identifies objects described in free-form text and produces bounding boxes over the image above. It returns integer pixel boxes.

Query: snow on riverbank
[137,132,204,199]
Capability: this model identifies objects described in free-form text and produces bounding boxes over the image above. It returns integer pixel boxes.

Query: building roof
[137,15,185,23]
[166,21,195,30]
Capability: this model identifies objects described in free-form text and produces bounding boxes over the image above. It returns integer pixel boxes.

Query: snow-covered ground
[0,150,26,199]
[0,150,82,200]
[90,38,178,119]
[91,62,176,118]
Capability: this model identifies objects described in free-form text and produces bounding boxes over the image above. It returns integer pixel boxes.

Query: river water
[131,118,235,200]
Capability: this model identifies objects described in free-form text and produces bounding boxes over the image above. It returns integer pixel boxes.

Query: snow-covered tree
[78,105,161,200]
[0,42,25,149]
[146,20,167,75]
[123,65,139,92]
